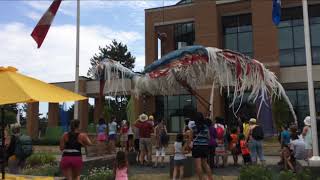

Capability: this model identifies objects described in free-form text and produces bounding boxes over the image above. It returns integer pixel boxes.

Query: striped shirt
[192,125,209,146]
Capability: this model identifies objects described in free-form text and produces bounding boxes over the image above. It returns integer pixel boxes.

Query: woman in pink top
[114,151,128,180]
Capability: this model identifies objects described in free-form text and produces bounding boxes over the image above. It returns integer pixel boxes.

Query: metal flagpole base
[308,156,320,166]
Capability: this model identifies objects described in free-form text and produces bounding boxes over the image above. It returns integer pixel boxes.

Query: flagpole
[74,0,80,120]
[302,0,320,166]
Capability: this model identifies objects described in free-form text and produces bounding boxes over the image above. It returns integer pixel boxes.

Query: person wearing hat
[247,118,265,164]
[302,116,313,158]
[135,113,154,166]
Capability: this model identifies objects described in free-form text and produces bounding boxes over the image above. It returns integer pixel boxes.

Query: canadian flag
[31,0,62,48]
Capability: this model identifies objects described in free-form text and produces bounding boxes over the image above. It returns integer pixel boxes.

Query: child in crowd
[229,127,239,166]
[283,145,295,171]
[127,121,134,152]
[114,151,128,180]
[215,118,226,168]
[96,118,107,143]
[120,120,129,151]
[96,118,107,155]
[239,134,251,165]
[173,133,188,180]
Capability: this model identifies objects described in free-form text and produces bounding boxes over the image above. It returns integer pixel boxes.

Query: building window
[155,94,197,133]
[278,5,320,67]
[222,14,253,57]
[286,89,320,128]
[174,22,195,49]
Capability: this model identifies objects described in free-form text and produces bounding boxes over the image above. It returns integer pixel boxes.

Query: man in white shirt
[290,134,307,160]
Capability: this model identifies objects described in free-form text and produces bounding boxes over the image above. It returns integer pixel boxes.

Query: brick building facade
[143,0,320,133]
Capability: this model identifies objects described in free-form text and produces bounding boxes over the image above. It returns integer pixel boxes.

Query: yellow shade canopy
[0,66,87,105]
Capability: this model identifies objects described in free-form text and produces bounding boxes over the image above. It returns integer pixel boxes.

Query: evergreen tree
[1,104,18,125]
[87,40,135,121]
[87,39,135,78]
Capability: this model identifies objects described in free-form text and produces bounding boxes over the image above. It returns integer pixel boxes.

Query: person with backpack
[247,118,265,164]
[215,117,226,168]
[60,120,92,180]
[207,118,217,169]
[154,119,168,168]
[6,123,33,174]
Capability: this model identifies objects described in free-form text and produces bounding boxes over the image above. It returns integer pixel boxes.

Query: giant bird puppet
[92,45,297,123]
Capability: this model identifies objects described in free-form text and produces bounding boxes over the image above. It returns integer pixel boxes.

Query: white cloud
[0,22,143,83]
[25,1,179,18]
[26,11,41,21]
[134,55,146,72]
[25,1,76,17]
[78,1,174,11]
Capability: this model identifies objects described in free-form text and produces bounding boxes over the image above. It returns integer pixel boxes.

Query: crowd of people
[50,111,320,180]
[1,111,317,180]
[56,112,278,180]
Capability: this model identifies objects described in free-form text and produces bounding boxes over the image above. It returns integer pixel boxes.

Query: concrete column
[132,96,142,121]
[144,96,155,116]
[78,78,89,130]
[79,99,89,131]
[94,97,103,123]
[48,103,59,127]
[27,102,39,139]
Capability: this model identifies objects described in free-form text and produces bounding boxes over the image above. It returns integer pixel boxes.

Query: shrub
[239,165,273,180]
[82,167,113,180]
[240,165,314,180]
[295,169,312,180]
[22,164,60,177]
[25,153,56,167]
[278,169,313,180]
[278,170,297,180]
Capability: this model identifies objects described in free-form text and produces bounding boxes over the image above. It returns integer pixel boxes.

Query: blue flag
[272,0,281,26]
[60,103,69,132]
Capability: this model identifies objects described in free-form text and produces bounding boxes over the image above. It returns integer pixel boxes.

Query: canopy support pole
[172,72,211,115]
[1,107,5,179]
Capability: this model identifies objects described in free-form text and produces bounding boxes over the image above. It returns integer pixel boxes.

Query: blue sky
[0,0,178,116]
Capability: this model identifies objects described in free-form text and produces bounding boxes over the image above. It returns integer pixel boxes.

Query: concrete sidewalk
[130,155,280,176]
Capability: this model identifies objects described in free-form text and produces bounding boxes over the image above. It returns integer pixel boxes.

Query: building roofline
[145,0,244,12]
[145,2,193,12]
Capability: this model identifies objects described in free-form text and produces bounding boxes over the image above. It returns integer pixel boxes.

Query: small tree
[272,97,293,130]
